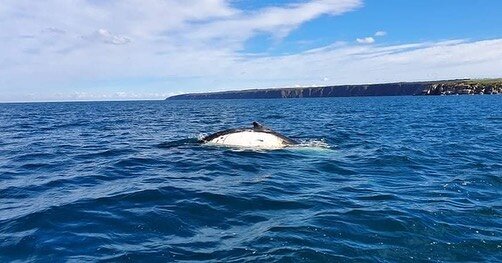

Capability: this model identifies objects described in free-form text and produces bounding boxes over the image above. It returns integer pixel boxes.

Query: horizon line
[3,77,501,103]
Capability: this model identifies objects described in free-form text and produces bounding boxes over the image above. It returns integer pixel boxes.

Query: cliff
[419,79,502,95]
[166,79,502,100]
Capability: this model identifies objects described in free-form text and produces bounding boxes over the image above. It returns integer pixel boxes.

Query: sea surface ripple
[0,96,501,262]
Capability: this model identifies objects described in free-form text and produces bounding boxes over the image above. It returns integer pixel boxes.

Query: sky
[1,0,502,102]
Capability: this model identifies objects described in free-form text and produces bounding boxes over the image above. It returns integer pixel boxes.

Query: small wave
[157,138,200,149]
[196,133,208,141]
[293,139,331,149]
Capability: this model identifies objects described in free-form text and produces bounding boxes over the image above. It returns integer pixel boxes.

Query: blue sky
[1,0,501,101]
[246,0,502,53]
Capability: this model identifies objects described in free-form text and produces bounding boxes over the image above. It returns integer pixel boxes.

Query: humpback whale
[201,122,297,149]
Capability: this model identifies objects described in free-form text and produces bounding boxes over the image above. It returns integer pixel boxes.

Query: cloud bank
[0,0,501,101]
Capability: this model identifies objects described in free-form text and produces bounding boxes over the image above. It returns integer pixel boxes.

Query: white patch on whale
[207,131,289,149]
[202,122,296,149]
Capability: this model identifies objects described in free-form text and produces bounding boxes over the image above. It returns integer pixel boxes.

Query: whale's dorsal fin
[252,121,265,131]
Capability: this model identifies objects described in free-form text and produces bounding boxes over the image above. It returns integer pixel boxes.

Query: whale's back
[202,122,297,149]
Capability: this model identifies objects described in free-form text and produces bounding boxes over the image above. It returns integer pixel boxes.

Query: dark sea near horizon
[0,96,501,262]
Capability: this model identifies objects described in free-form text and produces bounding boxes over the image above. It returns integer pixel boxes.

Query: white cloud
[355,31,386,45]
[187,0,363,43]
[356,37,375,44]
[94,29,131,45]
[0,0,364,101]
[43,27,66,35]
[237,39,502,86]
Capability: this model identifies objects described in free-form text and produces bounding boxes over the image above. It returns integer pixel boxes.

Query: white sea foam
[295,138,331,149]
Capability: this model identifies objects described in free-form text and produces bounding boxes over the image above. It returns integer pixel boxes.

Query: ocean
[0,96,501,262]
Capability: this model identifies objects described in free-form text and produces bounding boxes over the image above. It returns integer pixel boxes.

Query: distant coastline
[166,79,502,100]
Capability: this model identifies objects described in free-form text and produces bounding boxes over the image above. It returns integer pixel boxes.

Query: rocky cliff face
[167,79,502,100]
[420,80,502,95]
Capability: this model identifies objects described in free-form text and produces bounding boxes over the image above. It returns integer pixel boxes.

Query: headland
[167,79,502,100]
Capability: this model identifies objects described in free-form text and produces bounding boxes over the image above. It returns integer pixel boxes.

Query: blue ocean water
[0,96,501,262]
